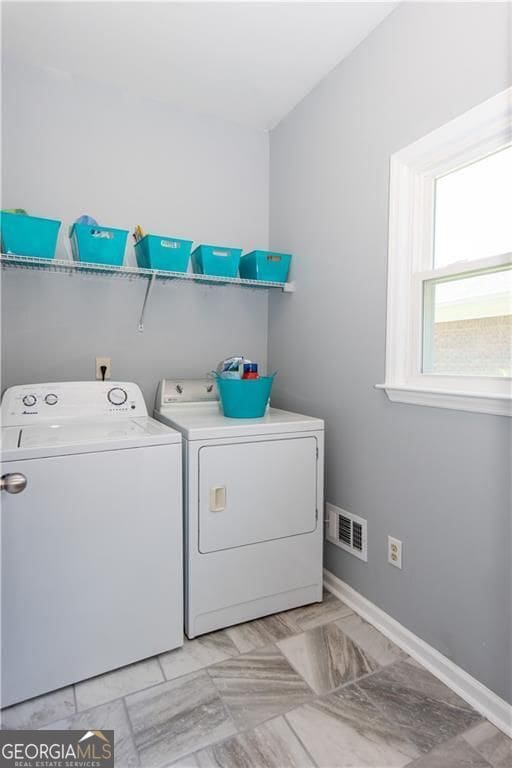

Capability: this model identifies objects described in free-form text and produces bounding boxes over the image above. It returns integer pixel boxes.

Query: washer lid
[154,403,324,440]
[2,417,181,460]
[18,419,153,448]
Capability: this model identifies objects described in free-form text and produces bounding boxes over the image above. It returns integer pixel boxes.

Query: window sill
[375,384,511,417]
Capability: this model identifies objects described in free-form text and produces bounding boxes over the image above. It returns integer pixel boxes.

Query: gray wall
[269,2,511,702]
[1,56,269,406]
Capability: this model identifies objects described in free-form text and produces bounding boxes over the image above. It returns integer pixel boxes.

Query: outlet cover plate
[388,536,403,569]
[96,357,111,380]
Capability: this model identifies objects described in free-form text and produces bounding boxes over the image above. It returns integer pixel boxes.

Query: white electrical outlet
[95,357,111,380]
[388,536,403,569]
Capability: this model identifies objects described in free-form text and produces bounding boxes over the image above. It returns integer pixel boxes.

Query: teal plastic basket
[70,223,128,266]
[135,234,192,271]
[239,250,291,282]
[215,374,275,418]
[191,244,242,278]
[0,212,61,259]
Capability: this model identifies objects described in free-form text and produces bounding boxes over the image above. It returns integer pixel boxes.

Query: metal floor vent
[326,504,368,562]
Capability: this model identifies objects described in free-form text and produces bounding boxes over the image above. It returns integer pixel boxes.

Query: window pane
[423,268,512,377]
[434,146,512,268]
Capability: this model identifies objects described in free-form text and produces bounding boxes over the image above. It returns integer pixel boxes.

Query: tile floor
[1,591,510,768]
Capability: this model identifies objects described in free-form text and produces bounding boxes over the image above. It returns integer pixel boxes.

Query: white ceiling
[2,2,397,130]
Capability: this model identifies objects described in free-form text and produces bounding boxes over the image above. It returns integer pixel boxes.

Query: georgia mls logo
[78,730,111,747]
[0,729,114,768]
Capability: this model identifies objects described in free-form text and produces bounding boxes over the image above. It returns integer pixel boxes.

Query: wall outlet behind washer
[95,357,111,380]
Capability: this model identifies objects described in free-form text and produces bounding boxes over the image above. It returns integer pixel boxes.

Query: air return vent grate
[327,504,367,562]
[338,514,352,546]
[352,521,363,552]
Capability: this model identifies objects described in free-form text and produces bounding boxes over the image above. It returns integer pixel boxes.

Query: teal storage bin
[0,212,61,259]
[215,374,275,418]
[191,244,242,278]
[135,234,192,272]
[70,223,128,266]
[239,250,291,283]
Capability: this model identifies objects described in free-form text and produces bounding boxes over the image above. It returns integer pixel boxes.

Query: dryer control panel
[156,378,218,407]
[1,382,148,425]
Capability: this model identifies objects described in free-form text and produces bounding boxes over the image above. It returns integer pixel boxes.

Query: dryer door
[198,436,318,553]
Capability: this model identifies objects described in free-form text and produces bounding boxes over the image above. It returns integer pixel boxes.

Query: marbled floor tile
[358,658,482,753]
[336,612,406,666]
[408,737,492,767]
[226,613,300,654]
[159,631,238,681]
[282,590,353,631]
[195,715,315,768]
[125,670,236,767]
[394,657,475,707]
[463,721,512,768]
[168,756,199,768]
[41,698,138,767]
[75,657,164,711]
[286,682,420,767]
[278,621,379,694]
[1,686,75,730]
[208,645,312,729]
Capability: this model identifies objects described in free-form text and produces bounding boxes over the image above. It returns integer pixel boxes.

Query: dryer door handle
[210,486,226,512]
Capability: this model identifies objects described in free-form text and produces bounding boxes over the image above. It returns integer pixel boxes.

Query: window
[379,88,512,417]
[423,269,511,378]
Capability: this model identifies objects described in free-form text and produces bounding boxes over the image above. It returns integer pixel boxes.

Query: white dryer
[1,381,183,707]
[154,378,324,639]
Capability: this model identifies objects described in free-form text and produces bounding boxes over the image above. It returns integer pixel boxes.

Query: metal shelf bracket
[138,272,156,332]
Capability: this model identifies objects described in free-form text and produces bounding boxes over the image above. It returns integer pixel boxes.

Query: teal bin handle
[211,371,278,379]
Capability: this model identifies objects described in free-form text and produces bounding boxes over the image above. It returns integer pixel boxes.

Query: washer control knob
[108,387,128,406]
[22,394,37,407]
[45,393,58,406]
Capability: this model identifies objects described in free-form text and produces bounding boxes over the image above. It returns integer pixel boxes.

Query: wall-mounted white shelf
[1,253,295,331]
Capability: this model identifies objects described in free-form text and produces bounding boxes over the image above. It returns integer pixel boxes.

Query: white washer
[154,378,324,638]
[1,381,183,707]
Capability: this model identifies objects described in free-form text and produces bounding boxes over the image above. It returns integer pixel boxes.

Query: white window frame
[378,87,512,417]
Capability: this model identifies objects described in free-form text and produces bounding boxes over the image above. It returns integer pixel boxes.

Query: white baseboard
[324,568,512,738]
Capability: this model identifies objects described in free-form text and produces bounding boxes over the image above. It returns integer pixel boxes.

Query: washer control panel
[1,382,148,425]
